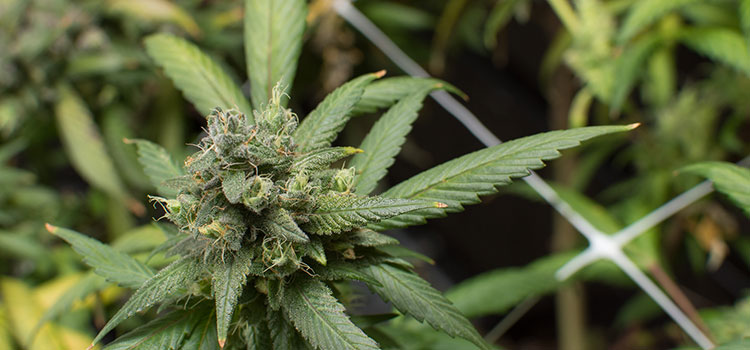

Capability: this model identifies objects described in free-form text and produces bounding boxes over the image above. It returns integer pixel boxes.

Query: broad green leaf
[92,256,203,346]
[617,0,699,44]
[109,0,201,38]
[111,224,168,254]
[350,77,463,116]
[183,312,219,350]
[46,224,154,289]
[127,139,185,197]
[360,263,489,350]
[312,260,382,287]
[212,249,254,345]
[102,307,204,350]
[243,321,272,350]
[643,45,676,108]
[282,277,379,350]
[350,87,436,195]
[0,304,11,350]
[372,125,636,230]
[681,162,750,216]
[264,208,310,243]
[144,34,253,119]
[294,72,384,152]
[0,230,46,262]
[679,27,750,75]
[244,0,307,108]
[55,85,128,201]
[267,309,311,350]
[610,34,661,113]
[292,147,362,172]
[348,229,399,247]
[302,193,443,235]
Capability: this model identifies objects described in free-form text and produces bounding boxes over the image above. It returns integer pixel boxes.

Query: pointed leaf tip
[627,122,641,130]
[122,137,134,144]
[435,202,448,208]
[218,339,226,348]
[45,223,57,234]
[374,70,386,78]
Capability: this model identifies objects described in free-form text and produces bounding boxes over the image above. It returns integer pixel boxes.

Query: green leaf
[212,249,254,344]
[350,87,436,195]
[244,0,307,108]
[92,256,203,346]
[360,263,489,350]
[282,277,379,350]
[372,125,636,230]
[293,72,384,152]
[681,162,750,216]
[312,260,382,287]
[242,321,272,350]
[183,312,219,350]
[351,77,463,116]
[102,107,152,190]
[610,34,661,113]
[293,147,362,172]
[102,307,204,350]
[46,224,154,289]
[302,194,442,235]
[264,208,310,243]
[348,229,399,247]
[55,85,128,201]
[617,0,699,44]
[127,139,185,198]
[679,27,750,75]
[144,34,253,119]
[267,309,311,350]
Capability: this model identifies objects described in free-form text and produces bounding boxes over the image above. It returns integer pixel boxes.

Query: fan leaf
[293,72,383,152]
[371,125,635,230]
[127,139,184,197]
[244,0,307,108]
[350,87,437,195]
[144,33,253,119]
[282,277,379,350]
[681,162,750,216]
[360,263,488,350]
[46,225,153,289]
[302,194,442,235]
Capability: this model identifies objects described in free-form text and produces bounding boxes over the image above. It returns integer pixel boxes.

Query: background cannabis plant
[42,0,634,349]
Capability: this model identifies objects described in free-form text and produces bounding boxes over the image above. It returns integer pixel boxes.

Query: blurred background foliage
[0,0,749,349]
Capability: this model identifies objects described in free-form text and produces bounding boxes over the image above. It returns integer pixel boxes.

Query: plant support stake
[333,0,714,348]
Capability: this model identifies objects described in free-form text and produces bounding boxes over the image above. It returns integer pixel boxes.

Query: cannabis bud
[152,88,437,279]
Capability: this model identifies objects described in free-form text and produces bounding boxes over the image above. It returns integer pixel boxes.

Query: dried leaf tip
[346,147,364,154]
[434,202,448,208]
[87,344,95,350]
[374,70,387,78]
[122,137,134,144]
[218,339,226,348]
[44,223,57,234]
[627,122,641,130]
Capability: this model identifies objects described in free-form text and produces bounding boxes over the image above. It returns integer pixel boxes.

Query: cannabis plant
[46,1,634,349]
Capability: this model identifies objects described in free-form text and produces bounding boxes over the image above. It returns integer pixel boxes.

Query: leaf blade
[360,263,488,350]
[46,224,153,289]
[681,162,750,216]
[127,139,185,197]
[212,249,254,344]
[372,125,635,230]
[350,87,437,195]
[282,278,379,350]
[244,0,307,108]
[144,33,253,119]
[293,72,383,152]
